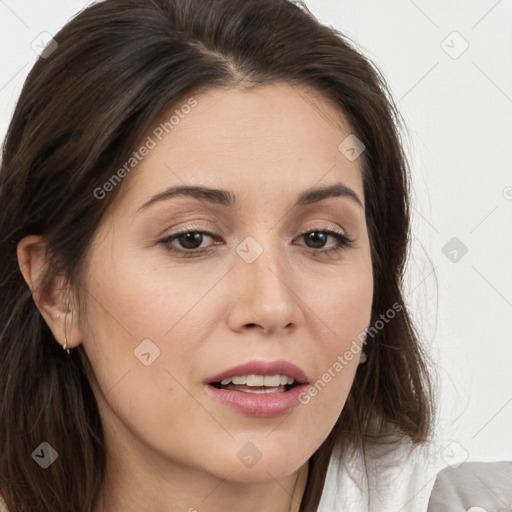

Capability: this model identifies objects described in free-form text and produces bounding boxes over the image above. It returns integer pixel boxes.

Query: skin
[18,82,373,512]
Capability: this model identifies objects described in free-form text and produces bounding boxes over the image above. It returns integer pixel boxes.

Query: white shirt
[318,437,446,512]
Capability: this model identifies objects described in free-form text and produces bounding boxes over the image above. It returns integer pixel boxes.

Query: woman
[0,0,439,510]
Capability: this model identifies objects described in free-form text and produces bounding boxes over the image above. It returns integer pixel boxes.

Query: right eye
[159,230,223,258]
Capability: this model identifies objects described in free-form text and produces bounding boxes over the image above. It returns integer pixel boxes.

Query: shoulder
[427,461,512,512]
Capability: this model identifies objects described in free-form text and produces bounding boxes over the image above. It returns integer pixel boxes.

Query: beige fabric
[427,461,512,512]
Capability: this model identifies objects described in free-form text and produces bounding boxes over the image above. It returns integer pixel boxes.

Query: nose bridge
[231,228,298,331]
[238,230,289,296]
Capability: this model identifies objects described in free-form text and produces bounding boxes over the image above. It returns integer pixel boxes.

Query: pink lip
[204,359,310,418]
[204,382,309,418]
[205,359,309,385]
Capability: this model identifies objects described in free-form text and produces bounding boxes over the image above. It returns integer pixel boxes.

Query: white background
[1,0,511,464]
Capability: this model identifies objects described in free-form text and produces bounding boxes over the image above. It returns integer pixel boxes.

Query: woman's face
[79,82,373,482]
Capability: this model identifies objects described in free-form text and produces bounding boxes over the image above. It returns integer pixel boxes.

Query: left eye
[159,229,355,258]
[298,230,350,250]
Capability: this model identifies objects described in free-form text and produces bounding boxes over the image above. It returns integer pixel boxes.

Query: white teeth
[217,374,296,387]
[239,387,284,394]
[246,375,264,386]
[263,375,281,387]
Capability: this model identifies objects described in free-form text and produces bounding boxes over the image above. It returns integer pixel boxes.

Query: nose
[226,236,300,336]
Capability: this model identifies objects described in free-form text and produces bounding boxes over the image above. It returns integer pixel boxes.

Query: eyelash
[158,225,356,259]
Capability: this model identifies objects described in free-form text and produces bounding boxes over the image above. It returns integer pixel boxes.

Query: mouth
[209,374,301,394]
[204,360,310,417]
[205,359,309,391]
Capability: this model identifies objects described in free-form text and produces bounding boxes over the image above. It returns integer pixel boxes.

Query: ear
[17,235,83,351]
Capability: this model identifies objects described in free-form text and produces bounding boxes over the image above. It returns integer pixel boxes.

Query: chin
[205,445,309,483]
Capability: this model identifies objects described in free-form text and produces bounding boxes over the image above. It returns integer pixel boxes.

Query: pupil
[307,232,326,249]
[180,232,202,249]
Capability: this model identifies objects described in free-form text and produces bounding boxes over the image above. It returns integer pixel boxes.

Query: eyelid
[160,221,350,240]
[299,222,347,236]
[159,220,218,238]
[295,221,354,245]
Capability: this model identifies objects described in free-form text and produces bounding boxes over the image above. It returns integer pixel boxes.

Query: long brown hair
[0,1,436,510]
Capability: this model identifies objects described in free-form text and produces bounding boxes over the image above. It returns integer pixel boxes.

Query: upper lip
[205,359,310,385]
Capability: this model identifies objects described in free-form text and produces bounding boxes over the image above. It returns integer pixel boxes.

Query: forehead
[116,82,365,210]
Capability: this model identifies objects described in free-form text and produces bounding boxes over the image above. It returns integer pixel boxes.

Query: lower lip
[204,383,308,418]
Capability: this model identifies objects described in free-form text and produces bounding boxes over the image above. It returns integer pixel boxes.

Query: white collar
[317,437,446,512]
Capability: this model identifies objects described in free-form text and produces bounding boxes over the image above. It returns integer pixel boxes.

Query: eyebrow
[137,181,364,212]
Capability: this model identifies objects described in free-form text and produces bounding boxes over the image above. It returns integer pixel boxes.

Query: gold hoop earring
[63,338,70,355]
[62,311,71,355]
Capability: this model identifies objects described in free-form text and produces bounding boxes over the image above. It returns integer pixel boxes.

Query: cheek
[319,275,373,332]
[82,247,204,344]
[78,252,204,456]
[78,244,222,407]
[306,245,373,344]
[301,251,373,417]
